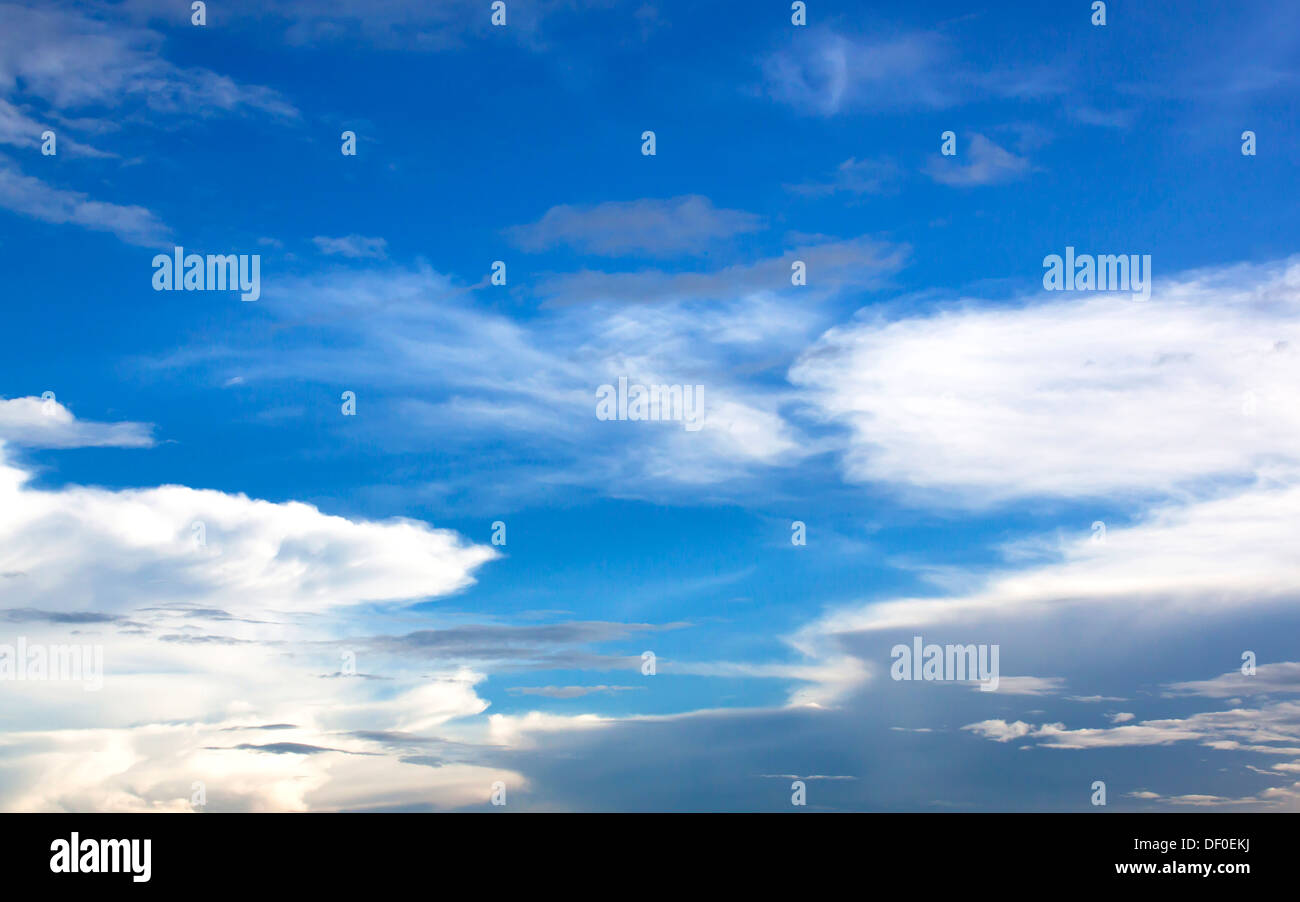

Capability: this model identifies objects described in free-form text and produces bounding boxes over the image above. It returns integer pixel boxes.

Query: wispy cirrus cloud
[786,157,902,197]
[313,234,388,259]
[761,27,1064,116]
[0,2,296,119]
[923,133,1030,186]
[0,153,169,244]
[121,0,606,51]
[0,2,297,244]
[150,246,908,499]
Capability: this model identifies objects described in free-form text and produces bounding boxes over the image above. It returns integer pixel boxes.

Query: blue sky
[1,0,1299,811]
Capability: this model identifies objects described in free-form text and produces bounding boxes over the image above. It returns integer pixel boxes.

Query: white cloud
[0,3,295,118]
[0,154,168,245]
[980,676,1065,696]
[0,442,495,619]
[791,257,1300,503]
[0,682,521,811]
[761,28,1063,116]
[0,396,153,447]
[156,254,901,496]
[961,719,1034,742]
[1167,661,1300,697]
[1140,790,1296,808]
[793,480,1300,635]
[0,3,297,244]
[0,97,111,157]
[964,700,1300,753]
[962,696,1300,810]
[787,157,902,197]
[121,0,595,51]
[774,258,1300,711]
[924,133,1030,186]
[762,29,956,116]
[0,404,517,811]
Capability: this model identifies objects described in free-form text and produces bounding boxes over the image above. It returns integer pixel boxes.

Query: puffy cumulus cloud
[767,259,1300,717]
[770,257,1300,701]
[0,405,692,811]
[0,608,523,811]
[0,712,522,812]
[791,257,1300,504]
[961,720,1035,743]
[0,451,496,618]
[964,702,1300,809]
[963,698,1300,758]
[964,718,1203,749]
[0,396,153,447]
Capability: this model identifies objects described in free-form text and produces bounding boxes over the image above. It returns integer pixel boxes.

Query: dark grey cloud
[159,634,258,646]
[210,742,376,756]
[506,196,764,257]
[351,621,683,671]
[0,608,121,624]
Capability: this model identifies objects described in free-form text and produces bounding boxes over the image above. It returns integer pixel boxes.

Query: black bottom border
[3,812,1276,889]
